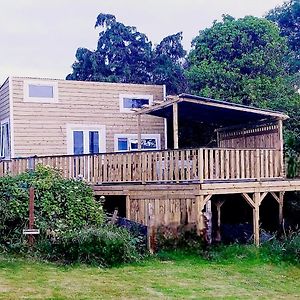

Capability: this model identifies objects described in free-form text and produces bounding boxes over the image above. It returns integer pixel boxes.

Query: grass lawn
[0,251,299,300]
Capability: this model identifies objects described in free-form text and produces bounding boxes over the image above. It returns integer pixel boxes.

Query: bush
[260,230,300,264]
[206,230,300,264]
[0,165,104,250]
[37,225,141,267]
[156,225,205,252]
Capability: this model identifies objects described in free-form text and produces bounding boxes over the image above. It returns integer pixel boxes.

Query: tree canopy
[185,15,290,106]
[266,0,300,74]
[67,13,186,94]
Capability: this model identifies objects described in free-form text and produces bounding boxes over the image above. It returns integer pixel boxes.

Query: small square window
[29,85,54,98]
[24,80,58,102]
[119,94,153,112]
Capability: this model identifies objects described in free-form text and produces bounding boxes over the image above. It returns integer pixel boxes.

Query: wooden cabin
[0,76,165,158]
[1,79,300,247]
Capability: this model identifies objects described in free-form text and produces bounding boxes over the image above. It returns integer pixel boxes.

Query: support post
[205,199,212,244]
[278,119,285,177]
[279,192,284,225]
[126,194,130,219]
[137,114,142,151]
[253,192,260,246]
[173,102,179,149]
[214,200,225,242]
[196,195,205,236]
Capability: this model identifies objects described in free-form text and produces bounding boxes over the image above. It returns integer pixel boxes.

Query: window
[119,94,153,112]
[24,80,58,102]
[0,119,10,159]
[114,134,160,151]
[67,125,106,155]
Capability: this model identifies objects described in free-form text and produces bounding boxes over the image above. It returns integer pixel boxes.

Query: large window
[67,125,106,155]
[119,94,153,112]
[24,80,58,102]
[0,118,10,159]
[114,134,160,152]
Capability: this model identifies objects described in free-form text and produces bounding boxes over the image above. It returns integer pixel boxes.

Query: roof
[136,93,289,125]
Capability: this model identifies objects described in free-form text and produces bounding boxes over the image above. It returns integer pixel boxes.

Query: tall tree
[266,0,300,74]
[152,32,187,94]
[186,15,290,107]
[67,13,152,83]
[67,13,186,94]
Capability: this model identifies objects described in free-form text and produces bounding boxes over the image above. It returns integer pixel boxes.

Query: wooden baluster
[199,149,204,183]
[240,150,245,179]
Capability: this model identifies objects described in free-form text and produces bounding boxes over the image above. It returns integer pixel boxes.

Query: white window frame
[119,94,153,113]
[67,124,106,155]
[114,133,160,152]
[0,118,10,159]
[23,80,58,103]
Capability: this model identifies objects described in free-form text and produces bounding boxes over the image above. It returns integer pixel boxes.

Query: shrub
[156,224,205,252]
[37,225,141,267]
[0,165,104,250]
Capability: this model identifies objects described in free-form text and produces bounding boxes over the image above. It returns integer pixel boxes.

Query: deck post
[279,191,284,225]
[173,102,179,149]
[137,114,142,151]
[253,192,260,246]
[196,195,205,235]
[215,200,225,242]
[126,194,130,219]
[278,119,285,177]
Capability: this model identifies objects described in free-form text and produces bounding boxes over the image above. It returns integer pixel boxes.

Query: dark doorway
[99,195,127,218]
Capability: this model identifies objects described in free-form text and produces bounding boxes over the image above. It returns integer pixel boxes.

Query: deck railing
[0,148,283,184]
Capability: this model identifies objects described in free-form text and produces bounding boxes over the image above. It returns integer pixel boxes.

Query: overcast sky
[0,0,285,83]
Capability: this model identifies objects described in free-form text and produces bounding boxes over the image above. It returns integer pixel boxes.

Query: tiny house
[1,77,300,247]
[0,77,166,158]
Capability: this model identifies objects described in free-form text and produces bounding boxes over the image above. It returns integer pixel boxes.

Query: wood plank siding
[0,78,10,122]
[11,77,165,157]
[218,121,281,149]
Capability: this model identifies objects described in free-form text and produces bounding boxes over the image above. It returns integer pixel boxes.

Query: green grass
[0,251,299,300]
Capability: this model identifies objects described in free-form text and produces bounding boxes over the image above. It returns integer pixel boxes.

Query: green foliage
[186,15,290,106]
[266,0,300,74]
[0,165,104,249]
[156,225,206,252]
[152,32,187,94]
[37,225,141,267]
[205,231,300,265]
[67,13,186,94]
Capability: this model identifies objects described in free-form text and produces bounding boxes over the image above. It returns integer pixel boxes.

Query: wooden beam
[173,102,179,149]
[242,193,255,208]
[126,195,130,219]
[253,192,260,246]
[137,114,142,151]
[278,119,285,178]
[196,195,205,235]
[259,192,268,204]
[214,200,225,242]
[204,194,212,204]
[279,191,284,225]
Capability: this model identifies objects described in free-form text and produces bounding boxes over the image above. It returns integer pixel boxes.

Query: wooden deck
[0,147,284,184]
[1,147,298,247]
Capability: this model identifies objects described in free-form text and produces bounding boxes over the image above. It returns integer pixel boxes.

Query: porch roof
[136,94,289,125]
